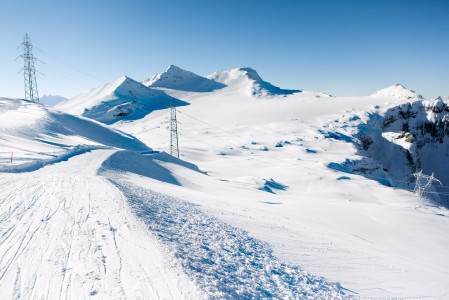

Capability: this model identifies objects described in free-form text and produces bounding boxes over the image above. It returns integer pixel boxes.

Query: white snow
[113,72,449,299]
[208,67,301,97]
[56,76,181,124]
[2,66,449,299]
[0,98,148,169]
[0,149,203,299]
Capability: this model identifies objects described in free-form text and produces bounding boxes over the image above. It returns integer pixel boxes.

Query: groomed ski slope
[0,149,350,299]
[0,150,203,299]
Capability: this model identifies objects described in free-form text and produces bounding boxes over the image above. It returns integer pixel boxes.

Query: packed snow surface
[0,150,203,299]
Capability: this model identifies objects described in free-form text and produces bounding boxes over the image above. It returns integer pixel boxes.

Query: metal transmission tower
[412,171,442,197]
[170,98,179,158]
[20,34,39,102]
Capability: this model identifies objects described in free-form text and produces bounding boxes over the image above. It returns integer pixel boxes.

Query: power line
[170,98,179,158]
[35,47,106,85]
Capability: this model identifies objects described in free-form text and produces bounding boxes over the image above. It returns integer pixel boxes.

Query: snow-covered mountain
[56,76,187,124]
[327,96,449,206]
[143,65,225,92]
[208,67,300,97]
[371,83,423,100]
[2,69,449,299]
[39,94,67,106]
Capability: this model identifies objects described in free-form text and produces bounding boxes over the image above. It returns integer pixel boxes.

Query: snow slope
[143,65,225,92]
[0,97,149,171]
[0,149,203,299]
[115,82,449,299]
[3,69,449,299]
[371,83,424,100]
[56,76,188,124]
[0,95,351,299]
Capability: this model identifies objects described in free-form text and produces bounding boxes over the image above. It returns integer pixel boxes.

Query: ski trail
[108,177,352,299]
[0,150,203,299]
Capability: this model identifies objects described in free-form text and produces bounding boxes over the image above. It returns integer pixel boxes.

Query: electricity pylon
[170,98,179,158]
[413,171,441,197]
[20,34,39,102]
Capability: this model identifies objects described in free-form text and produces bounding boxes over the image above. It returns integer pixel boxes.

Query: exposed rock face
[356,97,449,206]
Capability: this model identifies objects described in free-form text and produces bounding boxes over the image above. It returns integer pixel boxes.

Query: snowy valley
[1,66,449,299]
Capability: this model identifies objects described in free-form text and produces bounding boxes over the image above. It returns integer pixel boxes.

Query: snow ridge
[143,65,226,92]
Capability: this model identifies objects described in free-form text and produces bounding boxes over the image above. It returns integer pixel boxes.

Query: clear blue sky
[1,0,448,98]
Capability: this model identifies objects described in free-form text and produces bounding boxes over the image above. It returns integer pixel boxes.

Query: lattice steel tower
[20,34,39,102]
[170,98,179,158]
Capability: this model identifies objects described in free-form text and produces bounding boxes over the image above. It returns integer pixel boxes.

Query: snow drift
[0,97,149,171]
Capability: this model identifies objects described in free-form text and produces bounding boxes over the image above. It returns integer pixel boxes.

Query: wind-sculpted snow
[0,98,150,170]
[109,179,351,299]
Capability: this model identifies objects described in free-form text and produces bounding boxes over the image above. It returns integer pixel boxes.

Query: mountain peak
[238,67,263,81]
[143,65,225,92]
[166,64,183,72]
[208,67,300,97]
[56,75,185,124]
[371,84,423,100]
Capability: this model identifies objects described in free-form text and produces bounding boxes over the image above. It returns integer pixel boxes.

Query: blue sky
[1,0,448,98]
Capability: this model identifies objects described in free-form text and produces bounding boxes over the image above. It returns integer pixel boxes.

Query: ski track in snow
[108,176,351,300]
[0,149,351,299]
[0,150,202,299]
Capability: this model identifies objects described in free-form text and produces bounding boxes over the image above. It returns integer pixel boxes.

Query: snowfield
[1,66,449,299]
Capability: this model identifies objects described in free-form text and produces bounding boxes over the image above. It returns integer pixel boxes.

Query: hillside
[0,97,149,171]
